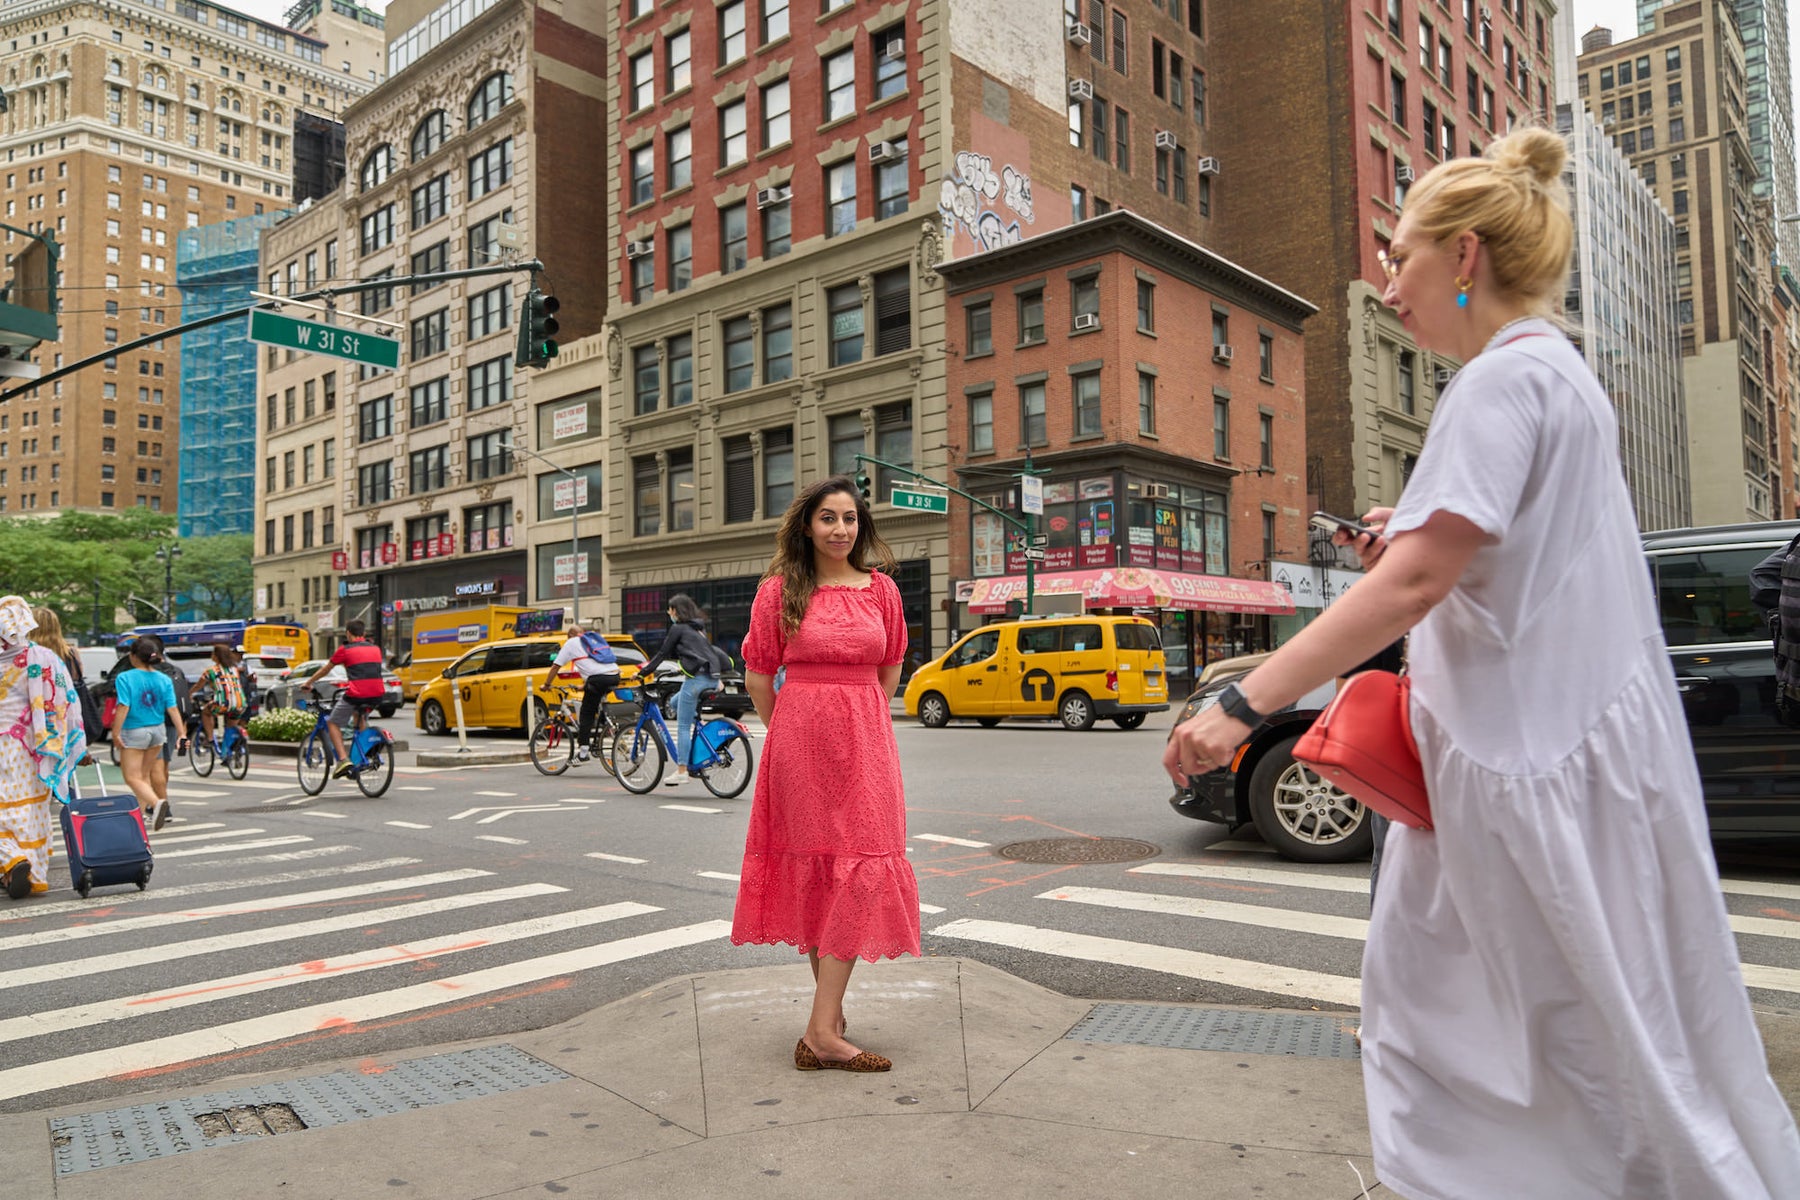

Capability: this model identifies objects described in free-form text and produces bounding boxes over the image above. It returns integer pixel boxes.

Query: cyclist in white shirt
[541,623,623,760]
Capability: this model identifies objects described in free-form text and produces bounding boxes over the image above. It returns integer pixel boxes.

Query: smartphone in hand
[1310,510,1376,539]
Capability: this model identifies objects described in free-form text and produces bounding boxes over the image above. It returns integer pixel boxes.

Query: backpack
[1776,536,1800,727]
[578,631,619,669]
[707,643,736,677]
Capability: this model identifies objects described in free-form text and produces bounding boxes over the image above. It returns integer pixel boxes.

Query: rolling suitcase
[59,767,153,898]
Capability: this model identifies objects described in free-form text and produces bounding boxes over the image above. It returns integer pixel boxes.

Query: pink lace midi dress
[731,572,922,962]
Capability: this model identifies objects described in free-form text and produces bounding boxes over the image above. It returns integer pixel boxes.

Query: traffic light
[855,470,872,504]
[516,287,561,368]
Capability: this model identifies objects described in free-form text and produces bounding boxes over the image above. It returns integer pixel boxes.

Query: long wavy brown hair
[764,476,896,636]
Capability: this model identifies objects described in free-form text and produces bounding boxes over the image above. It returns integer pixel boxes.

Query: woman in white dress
[1165,126,1800,1199]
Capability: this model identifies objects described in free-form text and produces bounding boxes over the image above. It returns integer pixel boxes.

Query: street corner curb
[414,748,532,767]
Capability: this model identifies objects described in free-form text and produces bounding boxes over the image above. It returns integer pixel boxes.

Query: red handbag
[1293,671,1432,830]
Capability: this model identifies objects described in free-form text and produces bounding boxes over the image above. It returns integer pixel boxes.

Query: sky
[1579,0,1642,41]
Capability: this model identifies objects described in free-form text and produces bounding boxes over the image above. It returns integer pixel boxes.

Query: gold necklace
[1480,315,1538,354]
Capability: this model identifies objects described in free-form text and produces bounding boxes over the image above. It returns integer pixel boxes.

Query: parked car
[1167,521,1800,862]
[245,654,295,700]
[264,658,402,718]
[414,634,645,736]
[903,614,1170,730]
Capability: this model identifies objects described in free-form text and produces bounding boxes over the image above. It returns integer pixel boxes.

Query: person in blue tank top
[110,635,187,832]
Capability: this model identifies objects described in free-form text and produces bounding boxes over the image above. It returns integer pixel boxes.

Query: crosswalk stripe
[189,778,307,791]
[0,859,423,923]
[1131,861,1371,894]
[386,821,431,830]
[1041,886,1370,940]
[586,853,646,864]
[1720,878,1800,903]
[0,901,662,1046]
[235,846,352,865]
[662,804,721,814]
[164,788,227,799]
[0,868,493,952]
[1740,962,1800,995]
[138,828,266,847]
[0,919,732,1103]
[696,871,739,882]
[5,883,566,989]
[930,917,1363,1007]
[155,836,314,859]
[913,834,991,848]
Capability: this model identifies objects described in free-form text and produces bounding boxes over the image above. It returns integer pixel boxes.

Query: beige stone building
[0,0,380,517]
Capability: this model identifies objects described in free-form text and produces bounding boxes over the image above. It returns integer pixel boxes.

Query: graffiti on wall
[939,150,1035,254]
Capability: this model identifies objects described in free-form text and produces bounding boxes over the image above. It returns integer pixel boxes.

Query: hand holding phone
[1310,510,1376,539]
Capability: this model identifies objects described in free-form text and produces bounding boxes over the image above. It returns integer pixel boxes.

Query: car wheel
[521,697,547,736]
[378,705,397,719]
[1111,713,1147,730]
[1058,690,1095,731]
[976,717,1003,727]
[1247,735,1374,864]
[420,699,447,736]
[917,692,951,728]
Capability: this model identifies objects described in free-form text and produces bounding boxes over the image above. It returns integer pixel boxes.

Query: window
[873,267,912,355]
[1669,116,1684,143]
[667,447,695,532]
[1136,279,1154,332]
[1397,348,1415,414]
[358,203,393,253]
[763,199,791,258]
[828,411,863,475]
[466,431,511,482]
[358,394,392,442]
[764,426,794,513]
[410,309,448,359]
[874,138,910,219]
[1069,99,1085,149]
[966,302,993,356]
[721,202,748,273]
[1110,9,1126,71]
[874,24,905,100]
[721,100,747,165]
[1092,95,1109,161]
[668,224,692,291]
[719,1,745,63]
[410,240,448,293]
[1138,372,1155,434]
[358,144,392,191]
[357,460,391,505]
[762,79,790,148]
[629,52,653,111]
[762,303,794,382]
[1071,274,1100,329]
[667,28,691,91]
[409,445,447,494]
[284,451,296,490]
[1211,309,1229,348]
[826,159,856,236]
[406,513,448,560]
[1423,99,1438,157]
[634,345,660,414]
[409,376,447,427]
[969,390,994,454]
[1390,69,1405,128]
[1259,333,1274,381]
[467,283,511,339]
[630,143,654,205]
[1666,47,1681,72]
[1020,381,1047,446]
[1072,371,1101,437]
[632,251,655,302]
[633,455,660,536]
[824,49,854,122]
[464,501,510,553]
[764,0,789,43]
[469,72,514,128]
[468,138,512,199]
[1072,185,1088,221]
[1669,81,1683,107]
[668,333,693,407]
[410,174,449,227]
[467,355,512,411]
[1672,188,1687,215]
[1212,394,1229,457]
[723,316,755,391]
[1018,288,1045,344]
[668,125,692,190]
[724,435,756,523]
[412,110,448,160]
[1115,107,1130,171]
[827,282,863,366]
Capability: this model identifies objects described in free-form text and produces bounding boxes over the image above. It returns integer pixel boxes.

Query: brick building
[1207,0,1557,520]
[938,210,1313,678]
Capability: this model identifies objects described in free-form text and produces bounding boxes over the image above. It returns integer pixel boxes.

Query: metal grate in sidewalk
[1067,1003,1361,1060]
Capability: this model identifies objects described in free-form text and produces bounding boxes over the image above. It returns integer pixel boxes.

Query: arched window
[359,144,393,191]
[467,72,514,130]
[108,59,123,77]
[411,110,449,160]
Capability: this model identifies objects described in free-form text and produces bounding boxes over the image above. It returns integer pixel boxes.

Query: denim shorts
[117,724,167,751]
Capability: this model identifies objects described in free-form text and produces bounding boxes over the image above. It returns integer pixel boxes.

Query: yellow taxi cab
[414,633,646,735]
[902,614,1169,730]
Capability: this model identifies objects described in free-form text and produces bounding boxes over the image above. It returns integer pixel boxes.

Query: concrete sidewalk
[2,958,1388,1200]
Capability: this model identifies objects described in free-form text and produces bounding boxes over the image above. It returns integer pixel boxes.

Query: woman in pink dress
[733,476,921,1073]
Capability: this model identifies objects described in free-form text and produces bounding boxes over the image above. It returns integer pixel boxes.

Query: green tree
[174,533,254,618]
[0,510,177,640]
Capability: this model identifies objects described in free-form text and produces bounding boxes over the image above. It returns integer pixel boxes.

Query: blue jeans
[675,674,715,770]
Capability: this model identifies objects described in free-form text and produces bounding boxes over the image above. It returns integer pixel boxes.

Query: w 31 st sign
[248,308,400,370]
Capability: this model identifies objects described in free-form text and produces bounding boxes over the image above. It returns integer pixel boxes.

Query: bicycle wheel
[529,717,573,777]
[609,725,665,794]
[697,729,755,800]
[227,737,250,780]
[296,730,330,795]
[592,716,622,779]
[355,741,394,797]
[189,733,215,777]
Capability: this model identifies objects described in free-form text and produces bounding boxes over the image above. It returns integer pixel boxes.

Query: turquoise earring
[1455,276,1472,308]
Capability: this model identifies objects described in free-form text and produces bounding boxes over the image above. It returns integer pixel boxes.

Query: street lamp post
[153,543,181,622]
[500,437,583,624]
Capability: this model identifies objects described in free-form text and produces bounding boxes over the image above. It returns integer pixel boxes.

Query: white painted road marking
[303,811,349,820]
[0,858,423,923]
[1130,861,1371,895]
[696,871,740,882]
[474,791,519,797]
[913,834,991,848]
[661,804,722,814]
[1041,886,1370,941]
[154,836,315,859]
[585,853,646,864]
[233,846,353,865]
[919,903,946,914]
[475,835,528,846]
[385,821,431,830]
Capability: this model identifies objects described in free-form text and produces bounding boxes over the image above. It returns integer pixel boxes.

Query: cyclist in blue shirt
[110,635,188,831]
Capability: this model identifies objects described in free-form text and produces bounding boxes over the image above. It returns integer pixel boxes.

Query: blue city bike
[188,719,250,780]
[608,674,755,798]
[296,697,395,797]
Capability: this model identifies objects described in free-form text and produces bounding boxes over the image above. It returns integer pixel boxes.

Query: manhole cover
[995,837,1160,864]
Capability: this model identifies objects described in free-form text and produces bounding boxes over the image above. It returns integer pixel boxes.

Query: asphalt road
[4,705,1796,1116]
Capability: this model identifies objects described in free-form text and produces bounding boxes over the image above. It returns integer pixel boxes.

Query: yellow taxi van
[902,614,1169,730]
[415,633,646,735]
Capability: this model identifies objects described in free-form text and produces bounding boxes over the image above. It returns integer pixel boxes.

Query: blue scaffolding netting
[175,211,289,538]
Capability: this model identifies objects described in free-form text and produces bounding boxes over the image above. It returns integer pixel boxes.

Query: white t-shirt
[552,635,621,680]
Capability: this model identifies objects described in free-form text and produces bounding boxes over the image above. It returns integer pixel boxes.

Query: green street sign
[248,307,399,369]
[891,485,948,514]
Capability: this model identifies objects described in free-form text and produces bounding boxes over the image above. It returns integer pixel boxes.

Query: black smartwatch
[1217,681,1267,726]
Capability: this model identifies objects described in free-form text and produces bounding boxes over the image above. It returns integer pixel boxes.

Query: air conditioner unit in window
[755,185,792,208]
[1435,366,1454,386]
[1072,312,1100,331]
[625,240,653,258]
[1066,21,1092,45]
[1212,343,1234,363]
[868,140,903,163]
[1196,156,1221,176]
[880,37,905,61]
[1479,4,1491,20]
[1069,78,1094,100]
[1396,164,1415,184]
[1154,129,1177,149]
[1144,483,1172,499]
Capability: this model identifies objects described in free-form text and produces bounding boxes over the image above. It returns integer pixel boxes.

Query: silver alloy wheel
[1269,760,1364,846]
[918,693,950,728]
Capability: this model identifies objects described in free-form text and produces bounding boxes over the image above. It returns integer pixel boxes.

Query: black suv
[1167,520,1800,862]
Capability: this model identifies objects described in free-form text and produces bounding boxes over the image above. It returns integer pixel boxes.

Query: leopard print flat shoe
[793,1037,891,1073]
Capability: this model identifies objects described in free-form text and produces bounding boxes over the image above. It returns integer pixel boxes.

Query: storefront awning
[965,567,1296,615]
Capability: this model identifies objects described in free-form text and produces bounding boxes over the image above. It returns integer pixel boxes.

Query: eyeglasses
[1377,248,1409,282]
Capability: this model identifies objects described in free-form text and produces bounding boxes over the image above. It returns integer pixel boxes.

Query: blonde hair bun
[1491,126,1566,187]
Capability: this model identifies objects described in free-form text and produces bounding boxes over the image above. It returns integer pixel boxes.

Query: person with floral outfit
[0,595,87,899]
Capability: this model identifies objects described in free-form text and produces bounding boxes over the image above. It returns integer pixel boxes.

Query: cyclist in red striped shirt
[303,619,385,778]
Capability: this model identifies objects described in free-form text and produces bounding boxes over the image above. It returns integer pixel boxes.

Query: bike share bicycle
[187,686,250,780]
[609,671,755,798]
[528,683,627,778]
[295,696,394,797]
